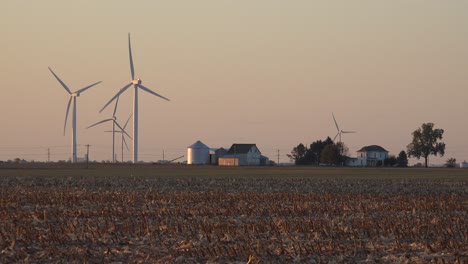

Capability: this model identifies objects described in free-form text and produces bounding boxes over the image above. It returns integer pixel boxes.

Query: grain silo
[187,140,210,165]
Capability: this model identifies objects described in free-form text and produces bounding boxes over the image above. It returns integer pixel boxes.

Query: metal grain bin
[187,141,210,165]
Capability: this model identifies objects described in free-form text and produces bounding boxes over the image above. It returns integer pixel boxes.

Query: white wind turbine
[49,67,101,163]
[100,33,170,163]
[105,114,132,162]
[332,112,356,143]
[87,97,131,163]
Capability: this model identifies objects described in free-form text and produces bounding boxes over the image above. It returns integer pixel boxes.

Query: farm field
[0,165,467,263]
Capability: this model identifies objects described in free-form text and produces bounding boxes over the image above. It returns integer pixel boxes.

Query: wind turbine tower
[100,33,170,163]
[49,67,101,163]
[105,114,132,162]
[88,97,131,163]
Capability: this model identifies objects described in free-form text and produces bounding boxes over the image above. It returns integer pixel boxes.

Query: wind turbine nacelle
[132,79,142,85]
[72,93,79,97]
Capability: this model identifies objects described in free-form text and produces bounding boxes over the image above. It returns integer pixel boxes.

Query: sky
[2,1,468,165]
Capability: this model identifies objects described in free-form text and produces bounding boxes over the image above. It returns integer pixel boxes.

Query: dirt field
[0,165,467,263]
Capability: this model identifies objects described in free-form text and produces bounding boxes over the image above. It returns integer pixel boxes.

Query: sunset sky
[2,1,468,164]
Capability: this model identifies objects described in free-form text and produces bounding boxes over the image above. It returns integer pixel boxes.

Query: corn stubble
[0,173,466,263]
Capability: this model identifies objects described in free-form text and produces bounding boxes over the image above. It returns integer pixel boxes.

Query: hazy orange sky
[2,1,468,164]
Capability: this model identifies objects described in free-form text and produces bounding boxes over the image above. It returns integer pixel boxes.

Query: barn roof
[227,144,261,154]
[357,145,388,153]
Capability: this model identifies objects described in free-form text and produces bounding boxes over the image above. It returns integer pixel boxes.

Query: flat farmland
[0,165,467,263]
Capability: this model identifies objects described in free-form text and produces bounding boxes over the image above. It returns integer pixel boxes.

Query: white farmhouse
[346,145,389,167]
[219,144,261,166]
[460,161,468,168]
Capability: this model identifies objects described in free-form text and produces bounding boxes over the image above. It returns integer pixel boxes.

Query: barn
[219,144,262,166]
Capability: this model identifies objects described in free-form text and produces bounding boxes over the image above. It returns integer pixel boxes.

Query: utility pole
[277,149,280,166]
[86,144,90,169]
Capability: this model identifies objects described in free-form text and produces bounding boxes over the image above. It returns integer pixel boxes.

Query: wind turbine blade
[86,118,113,129]
[123,132,132,139]
[333,132,340,142]
[123,114,132,129]
[139,84,170,101]
[49,67,72,94]
[332,112,340,132]
[100,83,132,113]
[128,33,135,80]
[63,96,72,135]
[123,136,130,151]
[75,81,102,95]
[115,121,132,139]
[113,96,120,117]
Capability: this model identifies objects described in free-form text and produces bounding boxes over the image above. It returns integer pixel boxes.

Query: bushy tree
[309,137,334,165]
[384,155,397,167]
[335,142,349,165]
[320,144,340,165]
[407,123,445,168]
[288,137,347,166]
[445,158,457,168]
[287,143,308,165]
[396,151,408,167]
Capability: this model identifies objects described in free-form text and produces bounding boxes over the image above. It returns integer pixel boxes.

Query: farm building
[460,161,468,168]
[218,157,239,166]
[219,144,262,166]
[210,148,228,165]
[346,145,389,167]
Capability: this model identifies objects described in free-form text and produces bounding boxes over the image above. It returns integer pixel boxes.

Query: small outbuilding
[218,157,239,166]
[210,148,228,165]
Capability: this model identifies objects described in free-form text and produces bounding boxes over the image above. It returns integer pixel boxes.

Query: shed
[219,157,239,166]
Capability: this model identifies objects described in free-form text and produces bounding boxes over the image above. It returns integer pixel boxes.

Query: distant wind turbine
[49,67,101,163]
[332,112,356,143]
[105,114,132,162]
[100,33,170,163]
[87,98,131,163]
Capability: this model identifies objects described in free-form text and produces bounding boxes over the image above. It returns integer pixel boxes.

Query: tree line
[287,137,347,166]
[289,122,450,168]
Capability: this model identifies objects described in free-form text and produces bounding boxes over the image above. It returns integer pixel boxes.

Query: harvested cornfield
[0,166,467,263]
